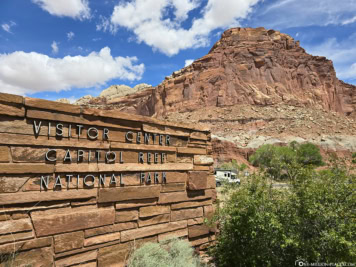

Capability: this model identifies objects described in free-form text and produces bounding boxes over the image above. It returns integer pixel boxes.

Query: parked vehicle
[214,169,240,187]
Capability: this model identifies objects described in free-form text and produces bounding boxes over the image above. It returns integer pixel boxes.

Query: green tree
[219,159,247,172]
[249,144,298,180]
[211,165,356,266]
[296,143,324,166]
[249,143,323,180]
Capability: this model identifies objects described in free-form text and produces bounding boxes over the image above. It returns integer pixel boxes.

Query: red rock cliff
[110,27,356,117]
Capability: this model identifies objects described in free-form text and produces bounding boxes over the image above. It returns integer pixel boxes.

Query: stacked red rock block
[0,92,216,266]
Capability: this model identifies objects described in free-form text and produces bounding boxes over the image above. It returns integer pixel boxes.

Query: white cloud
[342,16,356,25]
[67,31,75,40]
[184,59,194,67]
[108,0,260,56]
[1,21,16,34]
[0,47,145,95]
[96,15,118,34]
[252,0,356,29]
[51,41,59,54]
[305,35,356,81]
[32,0,90,20]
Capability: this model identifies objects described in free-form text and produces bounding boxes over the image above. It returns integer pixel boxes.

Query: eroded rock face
[113,27,356,118]
[100,83,151,100]
[75,95,93,105]
[56,98,70,104]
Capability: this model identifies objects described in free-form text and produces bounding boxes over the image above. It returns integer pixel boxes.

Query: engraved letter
[161,153,166,163]
[140,172,145,184]
[144,132,150,144]
[146,172,151,184]
[110,174,117,185]
[54,175,63,189]
[40,175,49,190]
[45,149,56,162]
[120,151,124,163]
[66,174,73,189]
[84,174,95,187]
[125,131,133,142]
[136,132,141,144]
[87,127,99,140]
[103,128,109,140]
[106,151,116,163]
[63,149,72,162]
[56,123,63,137]
[33,120,42,136]
[154,172,159,184]
[159,134,163,145]
[96,150,101,162]
[162,172,167,184]
[77,125,83,137]
[154,153,159,164]
[99,174,106,187]
[88,150,92,162]
[120,173,124,186]
[138,152,144,163]
[166,135,170,146]
[77,150,84,162]
[147,152,151,164]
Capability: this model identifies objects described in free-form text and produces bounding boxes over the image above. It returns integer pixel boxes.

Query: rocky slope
[59,27,356,163]
[57,83,152,107]
[107,27,356,119]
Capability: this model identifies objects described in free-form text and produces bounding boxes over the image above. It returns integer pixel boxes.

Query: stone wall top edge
[82,107,210,132]
[0,92,24,105]
[1,93,210,133]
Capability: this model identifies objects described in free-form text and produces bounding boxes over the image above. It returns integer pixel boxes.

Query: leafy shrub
[127,238,206,267]
[219,159,247,172]
[249,144,297,180]
[352,152,356,164]
[249,143,323,180]
[210,164,356,266]
[296,143,323,166]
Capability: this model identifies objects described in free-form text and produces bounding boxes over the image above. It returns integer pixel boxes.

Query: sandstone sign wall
[0,92,216,266]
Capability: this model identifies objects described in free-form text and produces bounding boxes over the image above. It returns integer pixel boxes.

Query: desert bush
[249,143,323,180]
[127,238,206,267]
[210,164,356,266]
[219,159,247,172]
[295,142,324,166]
[352,152,356,163]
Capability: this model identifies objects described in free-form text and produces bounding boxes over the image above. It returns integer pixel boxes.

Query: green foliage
[296,143,324,166]
[127,238,206,267]
[210,164,356,266]
[249,143,323,180]
[219,159,247,172]
[352,152,356,164]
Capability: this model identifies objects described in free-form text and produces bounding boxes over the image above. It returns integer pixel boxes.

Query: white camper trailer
[214,169,240,187]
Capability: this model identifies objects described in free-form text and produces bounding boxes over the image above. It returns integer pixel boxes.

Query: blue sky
[0,0,355,102]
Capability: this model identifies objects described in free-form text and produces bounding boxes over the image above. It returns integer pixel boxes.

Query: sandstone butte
[82,27,355,119]
[59,27,356,163]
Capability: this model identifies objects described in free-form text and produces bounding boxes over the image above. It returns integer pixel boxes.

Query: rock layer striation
[112,27,356,118]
